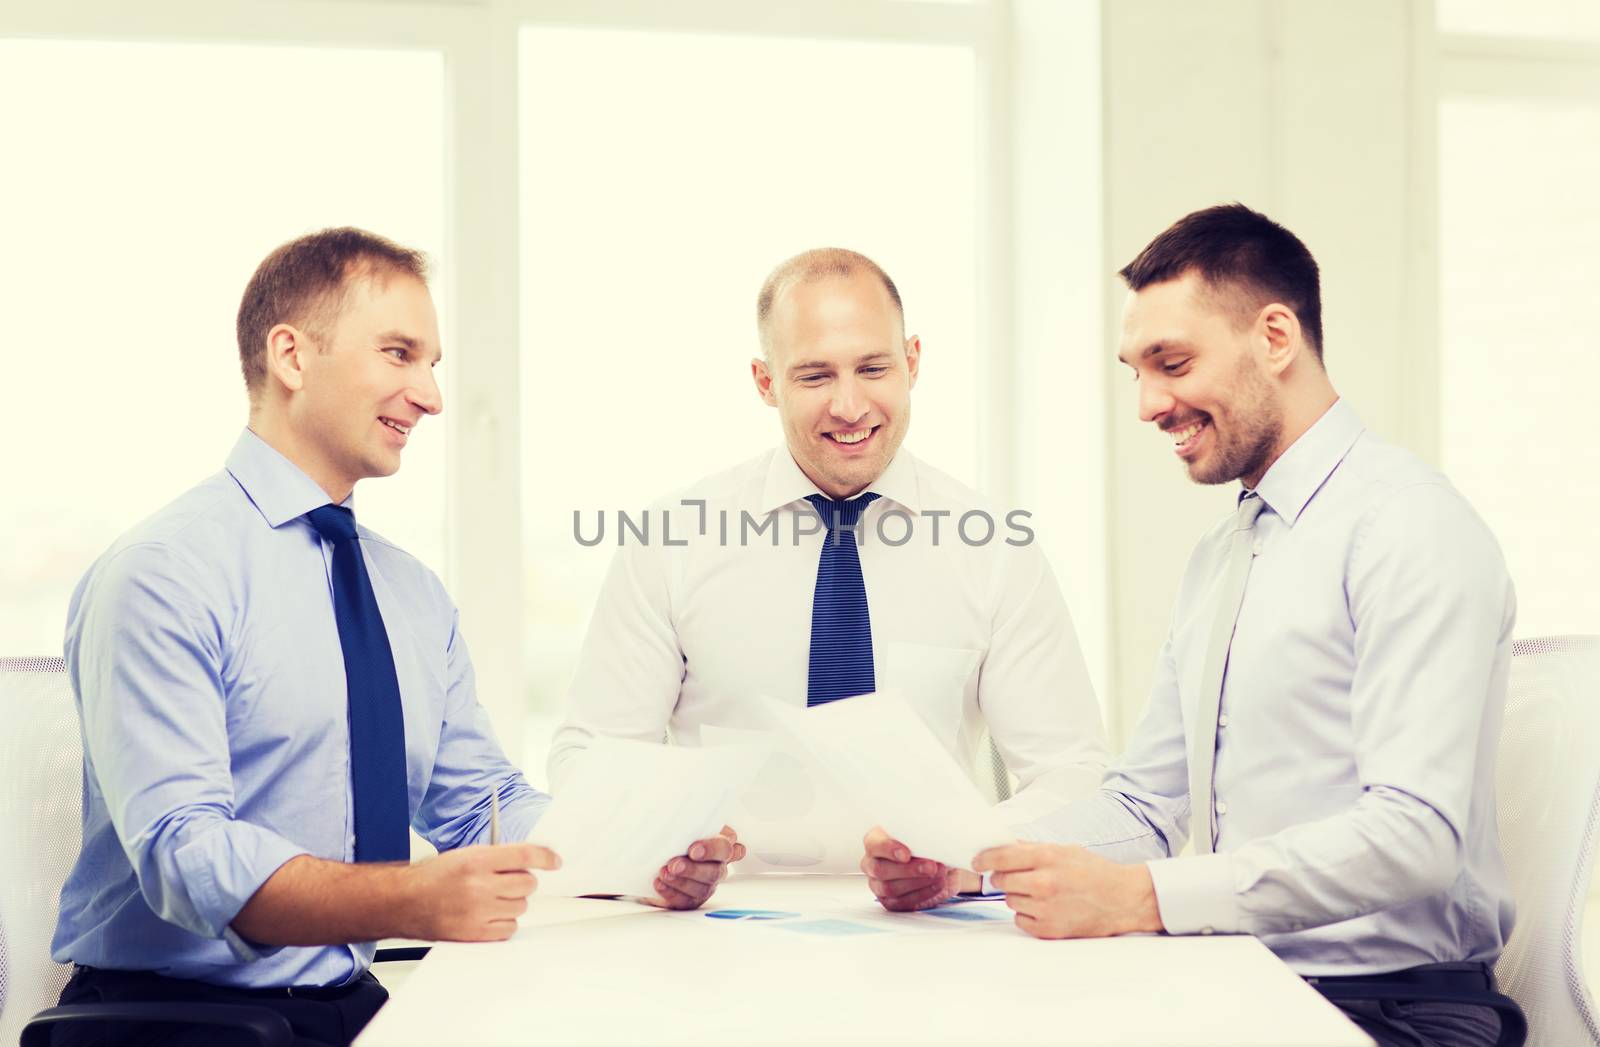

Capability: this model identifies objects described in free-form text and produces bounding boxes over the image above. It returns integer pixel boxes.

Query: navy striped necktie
[306,504,411,863]
[805,492,880,707]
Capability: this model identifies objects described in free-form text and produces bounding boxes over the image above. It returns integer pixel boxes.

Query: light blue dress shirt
[1024,399,1517,976]
[53,429,549,988]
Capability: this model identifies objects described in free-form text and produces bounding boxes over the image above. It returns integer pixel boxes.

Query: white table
[357,876,1372,1047]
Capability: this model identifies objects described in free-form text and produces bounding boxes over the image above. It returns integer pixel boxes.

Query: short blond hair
[755,247,904,355]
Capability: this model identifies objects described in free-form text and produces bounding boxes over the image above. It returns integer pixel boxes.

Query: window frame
[3,0,1110,740]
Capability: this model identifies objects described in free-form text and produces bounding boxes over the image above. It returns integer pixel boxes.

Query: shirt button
[1200,926,1214,935]
[1215,801,1229,815]
[1217,714,1230,728]
[1252,540,1263,555]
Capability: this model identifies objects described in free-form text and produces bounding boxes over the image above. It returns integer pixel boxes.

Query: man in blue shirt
[865,206,1524,1047]
[52,228,739,1046]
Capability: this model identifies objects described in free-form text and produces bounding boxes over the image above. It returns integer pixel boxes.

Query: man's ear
[904,335,922,390]
[751,355,779,407]
[1256,303,1302,378]
[265,323,310,394]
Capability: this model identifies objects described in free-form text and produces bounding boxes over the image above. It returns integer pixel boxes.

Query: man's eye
[384,347,408,361]
[862,366,889,376]
[799,374,827,383]
[1161,360,1189,375]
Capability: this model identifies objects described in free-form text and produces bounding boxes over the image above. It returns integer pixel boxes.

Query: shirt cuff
[499,792,553,846]
[173,820,310,960]
[1146,853,1240,936]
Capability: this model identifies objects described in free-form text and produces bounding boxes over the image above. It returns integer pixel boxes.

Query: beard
[1188,355,1283,486]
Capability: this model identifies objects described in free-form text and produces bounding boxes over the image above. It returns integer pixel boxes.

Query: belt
[75,965,373,1002]
[1306,962,1526,1047]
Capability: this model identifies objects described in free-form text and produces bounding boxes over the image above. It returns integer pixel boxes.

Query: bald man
[549,248,1108,905]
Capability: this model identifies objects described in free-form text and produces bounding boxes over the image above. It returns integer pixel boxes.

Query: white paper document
[701,722,873,875]
[528,736,769,897]
[761,692,1015,870]
[666,896,1013,940]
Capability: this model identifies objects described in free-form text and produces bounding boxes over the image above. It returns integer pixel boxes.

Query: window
[518,26,981,710]
[1439,0,1600,41]
[0,38,449,656]
[1438,93,1600,636]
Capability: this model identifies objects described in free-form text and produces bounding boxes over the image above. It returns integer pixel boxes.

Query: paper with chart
[664,876,1012,939]
[701,722,875,874]
[675,897,1013,939]
[760,692,1015,870]
[528,736,769,897]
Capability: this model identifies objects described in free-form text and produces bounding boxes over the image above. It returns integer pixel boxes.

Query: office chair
[1495,635,1600,1047]
[0,657,423,1047]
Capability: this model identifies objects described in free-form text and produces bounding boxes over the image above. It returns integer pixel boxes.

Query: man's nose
[829,379,869,424]
[410,368,443,416]
[1137,377,1173,425]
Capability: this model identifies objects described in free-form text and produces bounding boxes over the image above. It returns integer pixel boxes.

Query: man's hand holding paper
[760,691,1015,910]
[528,737,767,907]
[645,825,747,910]
[859,827,984,912]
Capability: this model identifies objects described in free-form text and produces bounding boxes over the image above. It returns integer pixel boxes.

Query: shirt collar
[758,444,922,516]
[1246,398,1364,527]
[225,428,352,529]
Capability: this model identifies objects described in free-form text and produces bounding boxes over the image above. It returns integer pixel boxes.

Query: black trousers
[47,965,389,1047]
[1309,961,1527,1047]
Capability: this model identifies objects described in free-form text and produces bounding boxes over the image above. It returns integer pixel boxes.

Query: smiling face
[1117,272,1283,487]
[751,270,920,499]
[271,269,443,500]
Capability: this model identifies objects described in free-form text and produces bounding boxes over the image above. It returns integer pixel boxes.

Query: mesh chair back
[0,657,83,1047]
[1495,636,1600,1046]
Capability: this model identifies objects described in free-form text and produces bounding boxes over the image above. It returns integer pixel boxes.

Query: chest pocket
[877,640,982,751]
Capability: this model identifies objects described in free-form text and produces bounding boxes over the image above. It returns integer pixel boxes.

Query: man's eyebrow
[786,351,896,376]
[1116,340,1187,366]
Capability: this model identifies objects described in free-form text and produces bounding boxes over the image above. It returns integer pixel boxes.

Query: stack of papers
[759,692,1014,870]
[528,736,768,897]
[702,723,872,874]
[531,692,1015,896]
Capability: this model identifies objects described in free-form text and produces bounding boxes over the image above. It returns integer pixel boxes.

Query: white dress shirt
[549,446,1108,824]
[1024,399,1517,976]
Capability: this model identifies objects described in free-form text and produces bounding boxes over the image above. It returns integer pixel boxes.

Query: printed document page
[529,736,769,897]
[702,722,874,875]
[761,692,1014,870]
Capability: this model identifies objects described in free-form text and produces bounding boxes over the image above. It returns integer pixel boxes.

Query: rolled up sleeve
[414,606,551,851]
[77,544,308,958]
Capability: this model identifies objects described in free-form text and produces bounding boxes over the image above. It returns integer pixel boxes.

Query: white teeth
[1172,421,1203,445]
[382,418,409,435]
[831,429,871,445]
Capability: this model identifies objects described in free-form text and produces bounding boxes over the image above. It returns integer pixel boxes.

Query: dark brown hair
[236,227,429,396]
[1119,203,1323,360]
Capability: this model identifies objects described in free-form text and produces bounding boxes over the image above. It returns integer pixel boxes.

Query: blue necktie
[306,505,411,863]
[805,492,880,707]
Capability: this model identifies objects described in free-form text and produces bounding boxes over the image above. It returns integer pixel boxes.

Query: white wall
[1098,0,1438,743]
